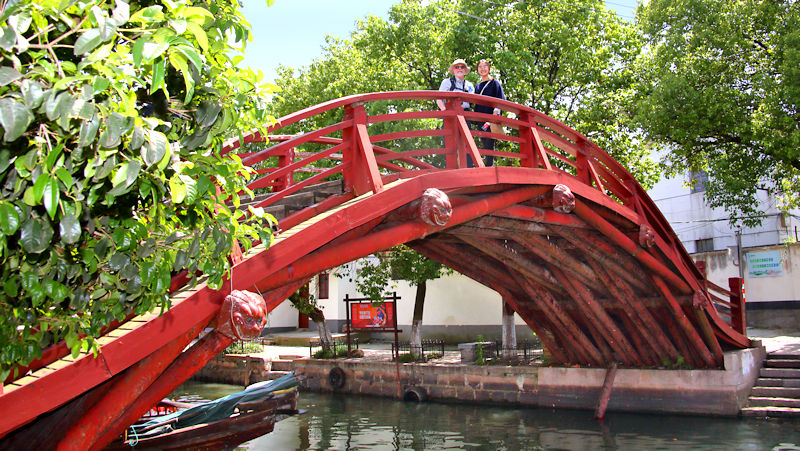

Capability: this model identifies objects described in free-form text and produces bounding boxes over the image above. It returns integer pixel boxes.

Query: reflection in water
[172,382,800,450]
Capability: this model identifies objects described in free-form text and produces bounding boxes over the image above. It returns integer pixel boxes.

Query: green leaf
[112,0,130,24]
[130,126,145,150]
[180,174,198,204]
[20,216,53,254]
[55,168,73,190]
[74,28,102,55]
[0,97,33,141]
[45,91,73,121]
[175,45,202,72]
[142,130,167,166]
[0,26,15,51]
[186,21,208,52]
[129,5,164,24]
[59,214,81,244]
[20,81,43,111]
[169,175,187,204]
[92,76,110,93]
[99,113,132,148]
[78,115,100,148]
[43,177,59,219]
[142,40,170,63]
[150,58,166,94]
[108,252,130,272]
[0,202,20,235]
[45,141,63,172]
[33,173,49,203]
[196,101,222,128]
[0,66,22,86]
[132,37,146,67]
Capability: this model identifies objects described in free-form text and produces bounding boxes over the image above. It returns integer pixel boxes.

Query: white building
[649,172,800,328]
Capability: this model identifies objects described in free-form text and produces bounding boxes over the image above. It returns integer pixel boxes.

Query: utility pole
[735,230,744,279]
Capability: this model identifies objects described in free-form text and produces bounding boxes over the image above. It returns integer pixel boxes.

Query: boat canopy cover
[129,372,298,438]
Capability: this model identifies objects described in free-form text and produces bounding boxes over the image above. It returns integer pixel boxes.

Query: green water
[172,381,800,450]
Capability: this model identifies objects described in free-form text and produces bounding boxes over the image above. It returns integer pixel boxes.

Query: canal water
[172,381,800,450]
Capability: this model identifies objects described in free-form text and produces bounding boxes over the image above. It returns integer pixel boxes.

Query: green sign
[746,249,783,278]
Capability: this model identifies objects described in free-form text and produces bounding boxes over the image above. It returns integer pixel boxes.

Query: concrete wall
[695,243,800,328]
[294,347,765,416]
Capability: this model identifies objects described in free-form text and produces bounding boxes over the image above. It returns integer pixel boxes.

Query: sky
[238,0,640,84]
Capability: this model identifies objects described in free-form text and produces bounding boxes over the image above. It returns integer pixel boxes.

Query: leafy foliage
[0,0,276,377]
[269,0,659,187]
[634,0,800,225]
[354,245,452,303]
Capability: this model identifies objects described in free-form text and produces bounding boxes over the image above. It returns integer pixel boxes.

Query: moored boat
[108,373,300,450]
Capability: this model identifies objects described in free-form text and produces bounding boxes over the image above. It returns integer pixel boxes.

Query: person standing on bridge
[437,59,477,166]
[474,59,506,167]
[436,58,475,111]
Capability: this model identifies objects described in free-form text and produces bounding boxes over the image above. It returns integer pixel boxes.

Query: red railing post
[342,102,383,196]
[273,147,294,192]
[729,277,746,334]
[442,99,460,169]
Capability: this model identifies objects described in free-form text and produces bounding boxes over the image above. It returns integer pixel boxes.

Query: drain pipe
[594,362,618,420]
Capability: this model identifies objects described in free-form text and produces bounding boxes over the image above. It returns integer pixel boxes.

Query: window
[690,170,708,193]
[695,238,714,253]
[317,273,329,299]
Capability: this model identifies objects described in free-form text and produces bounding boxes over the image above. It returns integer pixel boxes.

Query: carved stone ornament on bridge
[217,289,268,341]
[419,188,452,226]
[693,290,710,309]
[552,184,575,213]
[639,224,656,248]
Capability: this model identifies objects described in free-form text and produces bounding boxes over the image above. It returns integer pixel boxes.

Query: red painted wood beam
[587,259,681,363]
[89,329,234,451]
[516,277,604,366]
[553,225,651,294]
[573,199,691,294]
[59,321,208,450]
[549,265,642,366]
[651,276,716,368]
[253,186,549,293]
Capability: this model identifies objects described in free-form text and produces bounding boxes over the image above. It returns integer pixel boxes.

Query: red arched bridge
[1,91,750,449]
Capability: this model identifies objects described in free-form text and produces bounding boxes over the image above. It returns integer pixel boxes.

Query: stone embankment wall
[294,347,766,416]
[192,354,271,386]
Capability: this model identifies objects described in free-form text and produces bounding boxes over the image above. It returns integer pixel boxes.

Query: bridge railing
[221,91,745,340]
[222,91,642,214]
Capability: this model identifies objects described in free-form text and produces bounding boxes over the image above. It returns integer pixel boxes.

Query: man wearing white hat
[437,58,474,111]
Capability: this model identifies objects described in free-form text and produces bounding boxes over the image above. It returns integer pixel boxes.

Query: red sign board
[350,302,394,330]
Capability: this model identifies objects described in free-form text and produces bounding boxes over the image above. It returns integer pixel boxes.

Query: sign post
[344,292,401,358]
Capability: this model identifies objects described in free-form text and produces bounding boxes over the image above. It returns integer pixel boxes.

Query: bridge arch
[0,91,751,447]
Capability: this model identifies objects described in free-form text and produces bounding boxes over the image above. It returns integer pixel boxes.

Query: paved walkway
[748,327,800,355]
[248,327,800,364]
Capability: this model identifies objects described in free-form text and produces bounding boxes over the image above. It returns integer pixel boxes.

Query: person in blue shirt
[474,59,506,167]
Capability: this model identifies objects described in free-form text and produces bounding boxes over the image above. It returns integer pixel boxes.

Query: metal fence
[488,340,541,361]
[391,339,445,361]
[308,336,359,357]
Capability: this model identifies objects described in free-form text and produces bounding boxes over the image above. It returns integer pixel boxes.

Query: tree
[355,246,452,356]
[0,0,276,378]
[634,0,800,225]
[288,282,332,352]
[269,0,659,186]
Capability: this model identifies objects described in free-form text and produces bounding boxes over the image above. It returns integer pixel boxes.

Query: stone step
[754,378,800,388]
[769,353,800,360]
[750,386,800,398]
[740,406,800,418]
[748,396,800,408]
[765,359,800,369]
[760,367,800,379]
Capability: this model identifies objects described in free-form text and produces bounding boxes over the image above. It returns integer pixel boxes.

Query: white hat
[449,58,470,75]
